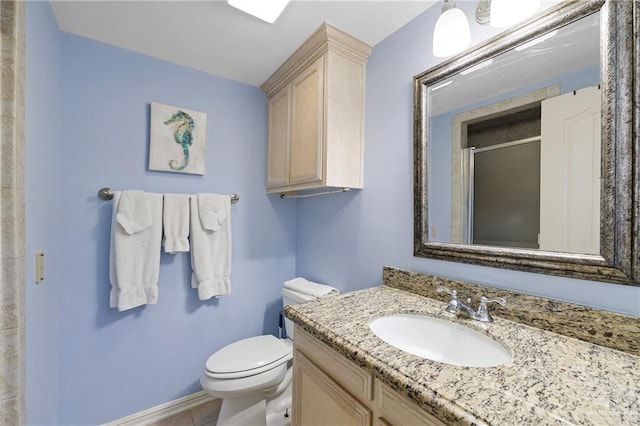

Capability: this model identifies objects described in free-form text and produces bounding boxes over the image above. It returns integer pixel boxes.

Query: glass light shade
[490,0,541,28]
[433,7,472,58]
[228,0,290,24]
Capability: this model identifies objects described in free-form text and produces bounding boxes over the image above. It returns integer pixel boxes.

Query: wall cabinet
[292,326,445,426]
[262,23,371,194]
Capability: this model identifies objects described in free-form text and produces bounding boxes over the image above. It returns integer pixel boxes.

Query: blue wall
[55,34,296,424]
[295,2,640,316]
[25,2,61,424]
[24,2,640,424]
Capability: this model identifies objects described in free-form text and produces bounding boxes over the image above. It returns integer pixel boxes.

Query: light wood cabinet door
[293,350,371,426]
[267,86,291,189]
[294,326,372,403]
[290,57,324,186]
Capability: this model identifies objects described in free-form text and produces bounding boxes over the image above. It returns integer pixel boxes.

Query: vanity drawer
[294,325,373,401]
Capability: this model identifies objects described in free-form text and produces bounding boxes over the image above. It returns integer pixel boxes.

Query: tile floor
[148,398,222,426]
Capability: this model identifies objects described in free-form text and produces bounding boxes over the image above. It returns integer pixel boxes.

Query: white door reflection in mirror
[539,86,601,254]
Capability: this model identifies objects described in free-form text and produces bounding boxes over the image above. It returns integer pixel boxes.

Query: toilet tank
[282,287,337,340]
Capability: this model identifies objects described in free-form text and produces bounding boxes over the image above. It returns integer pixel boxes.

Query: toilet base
[215,381,292,426]
[217,395,267,426]
[265,386,292,426]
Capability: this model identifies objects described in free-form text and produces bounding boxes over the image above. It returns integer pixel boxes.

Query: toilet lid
[205,335,291,375]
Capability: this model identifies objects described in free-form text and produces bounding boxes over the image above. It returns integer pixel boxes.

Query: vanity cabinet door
[374,380,445,426]
[294,325,373,402]
[293,350,371,426]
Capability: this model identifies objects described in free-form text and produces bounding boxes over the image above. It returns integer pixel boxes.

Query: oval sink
[369,314,511,367]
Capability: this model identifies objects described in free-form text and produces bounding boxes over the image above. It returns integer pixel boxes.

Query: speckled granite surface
[285,286,640,426]
[383,267,640,356]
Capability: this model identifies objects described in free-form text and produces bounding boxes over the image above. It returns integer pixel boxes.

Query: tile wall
[0,1,25,424]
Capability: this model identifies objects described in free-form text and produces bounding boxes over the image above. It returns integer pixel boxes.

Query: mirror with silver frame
[414,0,639,285]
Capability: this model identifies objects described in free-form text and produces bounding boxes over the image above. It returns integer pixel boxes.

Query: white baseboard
[103,390,217,426]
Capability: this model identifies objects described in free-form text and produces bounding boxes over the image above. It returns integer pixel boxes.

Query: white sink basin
[369,314,511,367]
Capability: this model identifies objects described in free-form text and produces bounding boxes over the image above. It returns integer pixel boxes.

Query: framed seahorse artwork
[149,102,207,175]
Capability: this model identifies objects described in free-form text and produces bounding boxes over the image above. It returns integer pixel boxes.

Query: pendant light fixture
[433,0,472,58]
[489,0,541,28]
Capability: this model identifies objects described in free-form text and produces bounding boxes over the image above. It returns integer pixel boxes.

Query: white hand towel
[190,193,231,300]
[116,190,152,235]
[109,191,163,311]
[198,193,228,232]
[162,193,190,254]
[284,277,339,298]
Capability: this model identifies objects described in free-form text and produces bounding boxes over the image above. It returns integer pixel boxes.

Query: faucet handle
[436,286,459,314]
[476,296,506,322]
[480,296,507,306]
[436,286,457,297]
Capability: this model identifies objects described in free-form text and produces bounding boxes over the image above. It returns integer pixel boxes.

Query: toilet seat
[205,335,292,379]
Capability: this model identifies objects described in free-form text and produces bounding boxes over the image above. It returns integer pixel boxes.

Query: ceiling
[50,0,438,87]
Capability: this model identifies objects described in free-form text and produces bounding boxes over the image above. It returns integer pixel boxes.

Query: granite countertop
[284,286,640,426]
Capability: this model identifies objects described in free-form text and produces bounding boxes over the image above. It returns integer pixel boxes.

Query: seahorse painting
[149,102,207,175]
[164,110,195,171]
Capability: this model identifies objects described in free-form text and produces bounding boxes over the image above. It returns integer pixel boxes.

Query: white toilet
[201,285,335,426]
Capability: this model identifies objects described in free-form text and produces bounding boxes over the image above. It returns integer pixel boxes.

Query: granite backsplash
[383,266,640,355]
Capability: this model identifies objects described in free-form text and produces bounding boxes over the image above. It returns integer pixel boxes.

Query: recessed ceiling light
[227,0,290,24]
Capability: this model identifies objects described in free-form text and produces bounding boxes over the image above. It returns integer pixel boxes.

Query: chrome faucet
[436,286,506,323]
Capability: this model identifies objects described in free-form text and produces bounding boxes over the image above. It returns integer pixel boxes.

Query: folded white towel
[198,193,228,232]
[190,193,231,300]
[116,190,152,235]
[109,191,163,311]
[163,193,190,254]
[284,277,339,298]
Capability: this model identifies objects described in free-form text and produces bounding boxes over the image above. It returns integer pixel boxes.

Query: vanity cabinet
[294,351,371,426]
[261,23,371,194]
[292,325,445,426]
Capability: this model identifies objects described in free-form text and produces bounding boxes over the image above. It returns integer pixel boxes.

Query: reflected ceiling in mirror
[428,12,599,115]
[414,0,640,285]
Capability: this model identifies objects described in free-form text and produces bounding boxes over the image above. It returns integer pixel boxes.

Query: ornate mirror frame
[414,0,640,285]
